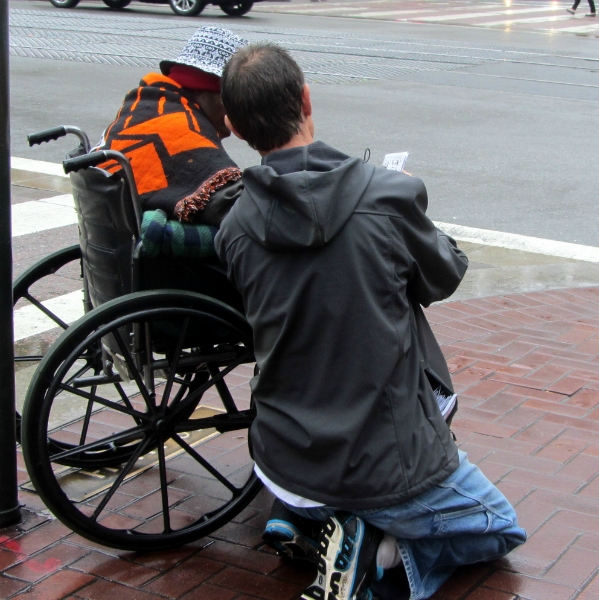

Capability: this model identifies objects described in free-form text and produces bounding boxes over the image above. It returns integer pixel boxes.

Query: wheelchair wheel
[220,1,253,16]
[14,245,84,443]
[22,290,261,551]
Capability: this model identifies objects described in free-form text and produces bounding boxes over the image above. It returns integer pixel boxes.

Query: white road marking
[482,15,573,26]
[264,5,365,12]
[10,161,599,347]
[353,9,436,17]
[418,6,563,21]
[12,195,77,238]
[435,222,599,263]
[555,23,599,33]
[11,157,68,178]
[14,290,84,342]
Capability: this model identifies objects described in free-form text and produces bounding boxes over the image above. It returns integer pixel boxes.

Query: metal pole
[0,1,22,528]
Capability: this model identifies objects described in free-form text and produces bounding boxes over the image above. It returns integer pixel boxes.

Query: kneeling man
[216,43,526,600]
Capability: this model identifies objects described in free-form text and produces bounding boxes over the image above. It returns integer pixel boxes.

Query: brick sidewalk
[3,285,599,600]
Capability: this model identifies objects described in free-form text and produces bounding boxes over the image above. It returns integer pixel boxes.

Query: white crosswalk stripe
[253,1,598,35]
[11,156,68,178]
[481,15,573,27]
[14,290,85,342]
[12,194,77,237]
[418,6,564,21]
[12,158,82,341]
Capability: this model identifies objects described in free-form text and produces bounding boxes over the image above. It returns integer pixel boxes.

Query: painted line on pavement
[14,290,84,342]
[481,15,572,27]
[435,222,599,263]
[12,195,77,238]
[418,6,563,21]
[11,158,599,263]
[12,157,69,178]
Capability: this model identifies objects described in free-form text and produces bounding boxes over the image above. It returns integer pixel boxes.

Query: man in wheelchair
[216,44,527,600]
[95,26,247,228]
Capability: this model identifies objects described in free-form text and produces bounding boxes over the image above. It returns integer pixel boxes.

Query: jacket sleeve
[214,211,239,291]
[401,178,468,307]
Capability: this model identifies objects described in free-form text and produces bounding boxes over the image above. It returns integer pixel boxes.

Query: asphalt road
[9,0,599,245]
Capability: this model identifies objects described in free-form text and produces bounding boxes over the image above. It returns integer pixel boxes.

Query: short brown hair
[221,43,305,153]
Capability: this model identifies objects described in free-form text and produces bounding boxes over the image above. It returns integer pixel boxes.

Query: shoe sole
[301,515,366,600]
[263,521,319,564]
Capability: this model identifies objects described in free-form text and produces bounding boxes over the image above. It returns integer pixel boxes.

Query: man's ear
[301,84,313,118]
[224,115,244,141]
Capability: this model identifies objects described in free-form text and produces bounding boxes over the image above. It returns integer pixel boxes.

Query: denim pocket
[414,483,492,536]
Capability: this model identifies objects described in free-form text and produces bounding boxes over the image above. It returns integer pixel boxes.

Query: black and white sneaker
[302,512,383,600]
[262,500,320,564]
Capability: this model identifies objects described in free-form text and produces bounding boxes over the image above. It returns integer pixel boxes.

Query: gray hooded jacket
[215,141,468,509]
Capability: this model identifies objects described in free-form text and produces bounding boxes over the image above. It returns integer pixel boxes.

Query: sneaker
[262,500,320,564]
[586,12,597,15]
[567,7,575,13]
[302,512,383,600]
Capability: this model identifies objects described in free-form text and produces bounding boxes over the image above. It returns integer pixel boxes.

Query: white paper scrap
[383,152,409,172]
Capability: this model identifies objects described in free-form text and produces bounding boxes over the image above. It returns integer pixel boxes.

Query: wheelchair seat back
[69,158,137,309]
[68,148,245,315]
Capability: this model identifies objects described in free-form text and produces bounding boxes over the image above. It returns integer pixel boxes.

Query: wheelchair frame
[16,126,262,551]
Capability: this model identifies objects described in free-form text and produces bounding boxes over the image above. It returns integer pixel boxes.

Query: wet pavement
[3,169,599,599]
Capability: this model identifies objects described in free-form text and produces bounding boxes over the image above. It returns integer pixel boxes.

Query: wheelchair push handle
[28,125,91,153]
[63,149,144,237]
[63,151,108,174]
[28,126,67,147]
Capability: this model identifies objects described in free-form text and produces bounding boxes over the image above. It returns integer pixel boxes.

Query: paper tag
[382,152,409,172]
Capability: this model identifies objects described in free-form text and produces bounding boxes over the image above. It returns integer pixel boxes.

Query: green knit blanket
[141,209,217,258]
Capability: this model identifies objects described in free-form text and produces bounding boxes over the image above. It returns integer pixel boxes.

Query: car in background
[49,0,258,17]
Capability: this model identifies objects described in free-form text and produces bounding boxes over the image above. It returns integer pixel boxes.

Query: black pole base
[0,505,22,528]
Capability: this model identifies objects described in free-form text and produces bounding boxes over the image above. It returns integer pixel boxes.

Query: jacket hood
[235,141,374,250]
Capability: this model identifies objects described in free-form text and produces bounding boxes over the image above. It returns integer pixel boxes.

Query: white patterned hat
[160,27,248,78]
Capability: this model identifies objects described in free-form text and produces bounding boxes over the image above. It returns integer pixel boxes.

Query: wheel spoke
[111,328,156,415]
[171,374,193,405]
[160,317,189,412]
[78,385,97,446]
[157,440,172,533]
[24,292,69,330]
[207,363,238,414]
[143,321,155,396]
[91,435,152,521]
[58,383,150,422]
[114,382,144,425]
[49,425,146,463]
[171,350,253,421]
[173,433,240,496]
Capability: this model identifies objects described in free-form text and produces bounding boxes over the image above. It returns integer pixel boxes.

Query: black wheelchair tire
[14,245,82,444]
[22,290,261,551]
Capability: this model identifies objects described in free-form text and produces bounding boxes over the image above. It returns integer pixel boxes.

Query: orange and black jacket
[97,73,240,221]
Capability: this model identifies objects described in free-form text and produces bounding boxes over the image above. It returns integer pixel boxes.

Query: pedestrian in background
[567,0,596,17]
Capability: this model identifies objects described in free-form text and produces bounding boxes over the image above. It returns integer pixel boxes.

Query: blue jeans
[285,451,526,600]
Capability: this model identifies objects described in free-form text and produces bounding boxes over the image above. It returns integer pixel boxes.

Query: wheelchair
[17,126,262,551]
